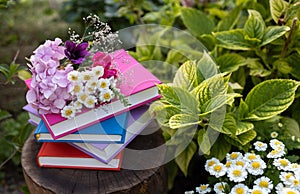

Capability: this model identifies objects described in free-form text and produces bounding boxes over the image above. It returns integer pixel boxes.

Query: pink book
[39,49,161,139]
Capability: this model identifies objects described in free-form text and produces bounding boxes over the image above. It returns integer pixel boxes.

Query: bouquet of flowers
[25,14,128,119]
[185,139,300,194]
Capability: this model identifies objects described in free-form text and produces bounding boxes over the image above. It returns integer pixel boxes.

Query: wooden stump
[21,121,168,194]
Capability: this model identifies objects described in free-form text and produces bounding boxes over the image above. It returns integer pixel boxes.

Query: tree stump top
[21,121,168,194]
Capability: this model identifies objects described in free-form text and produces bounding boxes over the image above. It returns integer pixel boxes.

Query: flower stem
[280,17,298,58]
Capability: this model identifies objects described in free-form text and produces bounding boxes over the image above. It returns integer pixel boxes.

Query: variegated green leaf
[175,141,197,176]
[197,129,211,155]
[270,0,288,24]
[261,26,290,46]
[245,79,300,120]
[169,114,200,129]
[210,135,232,161]
[244,10,265,39]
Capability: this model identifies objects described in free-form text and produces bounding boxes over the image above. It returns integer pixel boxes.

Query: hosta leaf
[169,114,200,129]
[213,29,254,50]
[245,79,300,120]
[210,135,231,161]
[173,60,202,91]
[157,84,199,114]
[175,141,197,176]
[181,7,215,37]
[217,53,246,73]
[270,0,288,24]
[261,26,290,46]
[244,10,265,39]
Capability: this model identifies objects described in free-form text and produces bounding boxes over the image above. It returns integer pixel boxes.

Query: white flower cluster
[61,66,118,119]
[186,139,300,194]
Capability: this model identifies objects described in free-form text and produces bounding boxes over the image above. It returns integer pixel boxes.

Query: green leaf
[217,5,242,31]
[281,117,300,138]
[245,79,300,120]
[237,99,249,120]
[175,141,197,176]
[17,70,31,81]
[261,26,290,46]
[169,114,200,129]
[217,53,246,73]
[202,93,241,114]
[197,129,211,155]
[173,60,202,92]
[213,29,254,50]
[244,10,265,39]
[225,129,257,146]
[222,114,254,135]
[0,109,11,121]
[181,7,215,37]
[196,51,219,80]
[210,135,231,161]
[248,61,272,77]
[270,0,288,24]
[287,53,300,80]
[157,84,199,114]
[150,101,181,127]
[166,161,178,190]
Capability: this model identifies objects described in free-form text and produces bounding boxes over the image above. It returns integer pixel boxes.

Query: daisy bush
[185,139,300,194]
[25,14,128,119]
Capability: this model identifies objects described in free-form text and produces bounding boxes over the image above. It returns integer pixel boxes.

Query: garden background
[0,0,300,193]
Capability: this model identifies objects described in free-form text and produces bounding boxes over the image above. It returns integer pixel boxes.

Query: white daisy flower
[72,82,84,95]
[71,100,82,110]
[254,176,273,192]
[290,177,300,190]
[233,159,248,168]
[214,182,228,194]
[208,163,227,178]
[253,141,268,151]
[273,158,291,171]
[225,161,233,169]
[226,152,243,162]
[67,70,81,82]
[248,186,269,194]
[270,131,279,138]
[267,149,285,159]
[86,78,99,90]
[269,139,285,150]
[288,163,300,172]
[92,66,104,78]
[204,157,220,172]
[81,70,93,82]
[99,89,114,102]
[227,165,248,183]
[84,95,96,108]
[98,78,111,90]
[275,183,285,193]
[77,92,89,103]
[280,172,295,186]
[61,105,76,119]
[282,187,300,194]
[244,153,261,162]
[247,158,266,176]
[195,184,211,193]
[229,183,249,194]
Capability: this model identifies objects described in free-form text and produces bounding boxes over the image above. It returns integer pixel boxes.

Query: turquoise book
[34,112,128,143]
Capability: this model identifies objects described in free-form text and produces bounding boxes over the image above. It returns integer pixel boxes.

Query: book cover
[23,104,40,126]
[40,49,161,139]
[71,105,152,164]
[37,142,123,170]
[34,112,128,143]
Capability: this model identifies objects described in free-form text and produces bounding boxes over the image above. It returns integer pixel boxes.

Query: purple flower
[64,40,90,65]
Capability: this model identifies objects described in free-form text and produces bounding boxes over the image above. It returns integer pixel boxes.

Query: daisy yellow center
[83,75,91,81]
[252,161,261,169]
[65,109,73,116]
[233,170,242,177]
[214,165,222,172]
[274,141,281,145]
[200,185,208,189]
[257,142,263,147]
[286,173,293,179]
[248,154,256,160]
[236,188,244,194]
[91,82,97,87]
[70,75,78,81]
[225,161,232,167]
[80,94,88,101]
[293,180,299,186]
[74,85,81,93]
[236,161,245,166]
[287,191,296,194]
[253,190,262,194]
[279,159,289,166]
[86,99,94,105]
[270,150,278,155]
[218,185,224,190]
[103,93,111,100]
[259,181,269,188]
[230,153,239,160]
[101,82,107,88]
[208,161,215,167]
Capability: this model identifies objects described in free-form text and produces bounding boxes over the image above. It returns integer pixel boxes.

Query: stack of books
[23,50,161,171]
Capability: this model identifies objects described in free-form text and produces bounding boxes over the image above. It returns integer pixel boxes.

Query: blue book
[34,112,128,143]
